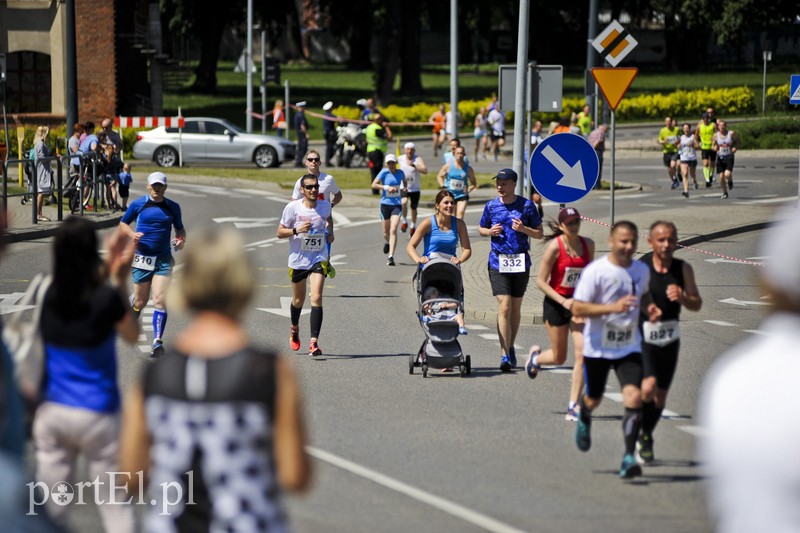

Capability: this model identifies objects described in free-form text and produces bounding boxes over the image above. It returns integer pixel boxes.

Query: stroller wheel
[408,353,415,374]
[422,364,428,378]
[466,355,472,375]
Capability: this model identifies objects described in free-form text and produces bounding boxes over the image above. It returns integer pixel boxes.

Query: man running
[712,119,739,200]
[478,168,543,371]
[637,221,702,464]
[696,112,717,187]
[571,221,657,479]
[657,116,681,190]
[119,172,186,357]
[397,142,427,236]
[278,174,334,356]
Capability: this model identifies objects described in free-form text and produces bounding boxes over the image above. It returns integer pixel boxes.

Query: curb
[4,214,123,244]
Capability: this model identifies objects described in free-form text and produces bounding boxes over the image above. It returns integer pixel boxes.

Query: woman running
[678,123,700,198]
[436,145,476,220]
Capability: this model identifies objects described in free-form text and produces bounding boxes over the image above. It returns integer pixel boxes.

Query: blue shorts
[132,254,174,283]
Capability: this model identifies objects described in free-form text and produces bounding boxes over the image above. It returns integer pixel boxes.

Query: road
[0,151,794,532]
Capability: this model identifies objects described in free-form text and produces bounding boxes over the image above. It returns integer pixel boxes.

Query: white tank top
[398,154,421,193]
[715,131,733,157]
[679,135,697,161]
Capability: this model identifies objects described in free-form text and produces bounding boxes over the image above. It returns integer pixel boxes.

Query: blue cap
[492,168,518,181]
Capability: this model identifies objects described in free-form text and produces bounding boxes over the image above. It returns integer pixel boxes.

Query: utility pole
[512,0,530,195]
[450,0,458,147]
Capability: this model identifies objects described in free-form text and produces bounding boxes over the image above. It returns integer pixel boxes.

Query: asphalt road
[0,152,791,532]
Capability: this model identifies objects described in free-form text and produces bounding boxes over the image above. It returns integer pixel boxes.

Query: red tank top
[548,235,590,297]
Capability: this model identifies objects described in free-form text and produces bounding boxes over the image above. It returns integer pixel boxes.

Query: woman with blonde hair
[121,228,311,532]
[32,126,54,221]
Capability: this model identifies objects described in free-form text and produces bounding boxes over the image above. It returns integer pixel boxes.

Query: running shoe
[670,180,680,190]
[681,191,689,198]
[637,432,655,464]
[383,242,390,254]
[309,340,322,357]
[619,453,643,479]
[728,179,733,189]
[694,181,699,190]
[499,354,511,372]
[132,306,142,320]
[565,402,580,422]
[387,256,396,266]
[401,221,408,232]
[323,260,336,279]
[575,416,591,452]
[290,326,300,351]
[705,179,712,188]
[150,340,165,359]
[509,346,517,368]
[525,345,540,379]
[458,326,468,335]
[409,227,416,237]
[721,192,728,199]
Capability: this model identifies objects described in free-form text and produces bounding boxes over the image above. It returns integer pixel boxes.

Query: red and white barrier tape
[578,215,766,267]
[114,116,185,128]
[247,105,434,128]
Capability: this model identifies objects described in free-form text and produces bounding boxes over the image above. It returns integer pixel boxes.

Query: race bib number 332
[498,253,525,273]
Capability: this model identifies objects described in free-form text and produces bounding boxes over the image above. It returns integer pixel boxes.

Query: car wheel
[254,145,278,168]
[154,146,178,168]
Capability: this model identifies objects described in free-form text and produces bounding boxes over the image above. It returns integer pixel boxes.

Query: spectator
[294,101,309,168]
[272,99,286,138]
[487,106,505,161]
[120,228,312,530]
[32,126,54,222]
[117,162,133,210]
[365,113,392,195]
[322,101,336,166]
[577,104,593,136]
[67,122,85,178]
[569,115,582,135]
[101,118,123,153]
[552,116,571,134]
[588,124,608,189]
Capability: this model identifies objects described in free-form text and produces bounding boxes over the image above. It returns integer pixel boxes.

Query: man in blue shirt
[119,172,186,357]
[294,101,309,168]
[478,168,543,371]
[322,101,336,166]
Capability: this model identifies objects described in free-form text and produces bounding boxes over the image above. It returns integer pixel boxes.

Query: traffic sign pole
[610,110,616,225]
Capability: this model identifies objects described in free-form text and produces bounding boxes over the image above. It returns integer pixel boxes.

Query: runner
[657,116,681,190]
[478,168,543,371]
[406,189,472,267]
[430,104,446,157]
[277,174,334,356]
[571,221,658,479]
[712,119,739,200]
[637,221,702,464]
[119,171,186,357]
[526,207,595,422]
[436,145,476,220]
[678,123,700,198]
[397,142,428,237]
[372,154,407,266]
[696,112,717,187]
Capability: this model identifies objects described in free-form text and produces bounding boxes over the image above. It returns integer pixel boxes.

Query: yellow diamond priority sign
[592,20,638,67]
[591,67,638,112]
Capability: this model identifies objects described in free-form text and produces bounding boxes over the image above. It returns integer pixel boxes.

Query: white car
[132,117,296,168]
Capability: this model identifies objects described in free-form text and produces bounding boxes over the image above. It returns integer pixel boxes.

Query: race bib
[385,188,401,198]
[718,146,732,156]
[498,253,525,273]
[300,234,325,252]
[681,146,695,158]
[449,179,465,191]
[132,254,157,272]
[666,135,677,144]
[559,267,583,289]
[643,320,680,347]
[406,174,416,186]
[601,322,636,350]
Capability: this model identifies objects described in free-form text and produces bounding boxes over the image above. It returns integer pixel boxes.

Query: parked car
[132,117,296,168]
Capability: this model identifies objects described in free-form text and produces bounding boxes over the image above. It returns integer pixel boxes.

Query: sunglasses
[303,184,320,190]
[306,157,320,163]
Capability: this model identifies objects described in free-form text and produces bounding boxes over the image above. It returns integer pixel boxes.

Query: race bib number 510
[132,254,157,272]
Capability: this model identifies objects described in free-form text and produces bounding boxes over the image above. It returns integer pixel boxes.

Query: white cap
[384,154,397,164]
[322,101,333,111]
[147,172,167,186]
[356,98,367,107]
[759,207,800,304]
[295,101,307,107]
[404,142,415,150]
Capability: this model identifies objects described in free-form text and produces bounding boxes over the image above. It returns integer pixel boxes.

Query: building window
[4,51,51,113]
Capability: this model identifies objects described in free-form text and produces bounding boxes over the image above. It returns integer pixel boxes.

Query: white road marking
[597,193,654,200]
[704,320,739,327]
[306,446,528,533]
[734,195,798,205]
[719,297,772,307]
[257,296,310,318]
[679,426,707,437]
[479,333,499,341]
[138,334,148,342]
[138,346,151,354]
[332,210,351,226]
[544,368,573,374]
[742,329,772,336]
[469,325,489,331]
[639,203,665,208]
[604,392,623,402]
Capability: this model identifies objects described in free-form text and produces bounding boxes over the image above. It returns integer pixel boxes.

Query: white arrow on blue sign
[790,75,800,105]
[529,133,599,203]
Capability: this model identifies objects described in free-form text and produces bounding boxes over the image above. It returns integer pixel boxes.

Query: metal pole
[64,0,78,136]
[261,31,267,134]
[284,80,290,140]
[761,51,770,114]
[585,0,599,120]
[450,0,458,151]
[178,106,183,167]
[610,111,616,226]
[512,0,530,196]
[246,0,253,132]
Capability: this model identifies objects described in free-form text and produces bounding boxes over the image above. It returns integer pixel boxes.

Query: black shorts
[701,149,716,162]
[455,195,469,203]
[641,340,680,390]
[491,131,505,140]
[543,295,572,326]
[380,203,402,220]
[406,191,421,210]
[289,262,326,283]
[118,185,130,198]
[680,159,698,168]
[716,156,734,173]
[489,268,529,298]
[583,352,642,400]
[662,153,678,167]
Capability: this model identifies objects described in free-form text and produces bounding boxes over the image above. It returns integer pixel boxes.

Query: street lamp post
[762,50,772,114]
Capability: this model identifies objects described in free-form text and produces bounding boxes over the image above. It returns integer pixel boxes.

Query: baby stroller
[409,253,471,378]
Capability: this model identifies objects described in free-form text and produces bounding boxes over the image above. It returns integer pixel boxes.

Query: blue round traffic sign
[529,133,599,204]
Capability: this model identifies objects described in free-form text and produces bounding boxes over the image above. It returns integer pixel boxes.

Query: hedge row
[766,83,797,111]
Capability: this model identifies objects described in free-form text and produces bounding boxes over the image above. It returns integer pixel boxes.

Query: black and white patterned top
[142,347,285,533]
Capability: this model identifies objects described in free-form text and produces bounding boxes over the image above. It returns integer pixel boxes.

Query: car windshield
[211,119,243,134]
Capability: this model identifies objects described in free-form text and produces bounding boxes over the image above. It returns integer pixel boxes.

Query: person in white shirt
[571,220,658,479]
[397,142,427,237]
[487,108,505,161]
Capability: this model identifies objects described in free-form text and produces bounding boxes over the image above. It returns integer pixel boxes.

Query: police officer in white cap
[294,101,309,167]
[397,142,428,236]
[322,101,336,166]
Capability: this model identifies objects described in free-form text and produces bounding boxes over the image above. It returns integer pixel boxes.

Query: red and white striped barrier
[114,116,185,129]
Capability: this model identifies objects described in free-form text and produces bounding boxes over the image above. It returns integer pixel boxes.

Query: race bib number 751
[300,234,325,252]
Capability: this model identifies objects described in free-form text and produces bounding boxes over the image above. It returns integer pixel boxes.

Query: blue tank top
[423,215,458,257]
[445,161,469,199]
